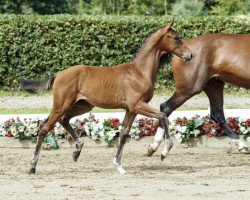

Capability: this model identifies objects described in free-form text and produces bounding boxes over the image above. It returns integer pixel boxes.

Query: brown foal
[20,20,192,174]
[149,34,250,156]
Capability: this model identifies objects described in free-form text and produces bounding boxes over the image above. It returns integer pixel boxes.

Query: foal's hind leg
[203,78,248,153]
[30,110,63,174]
[134,102,172,160]
[114,111,136,174]
[59,100,94,161]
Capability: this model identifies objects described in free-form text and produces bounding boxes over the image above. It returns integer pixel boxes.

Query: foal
[20,20,192,174]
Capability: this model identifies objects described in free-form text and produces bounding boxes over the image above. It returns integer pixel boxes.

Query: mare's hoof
[29,168,36,174]
[239,147,250,154]
[73,150,81,162]
[160,154,166,161]
[147,145,155,157]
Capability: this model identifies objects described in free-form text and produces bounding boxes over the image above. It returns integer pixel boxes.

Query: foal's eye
[173,36,178,41]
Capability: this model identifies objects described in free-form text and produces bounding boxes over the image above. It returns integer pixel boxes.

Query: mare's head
[159,19,192,62]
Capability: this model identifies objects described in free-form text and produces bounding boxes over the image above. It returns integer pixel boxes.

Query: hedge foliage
[0,15,249,89]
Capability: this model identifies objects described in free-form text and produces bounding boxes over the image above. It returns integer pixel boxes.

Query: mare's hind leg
[203,78,248,153]
[59,100,94,161]
[114,111,136,174]
[30,109,63,174]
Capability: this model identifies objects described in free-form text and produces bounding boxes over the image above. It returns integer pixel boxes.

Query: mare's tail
[19,76,56,94]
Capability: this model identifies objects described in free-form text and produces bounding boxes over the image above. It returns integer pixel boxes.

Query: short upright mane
[133,29,156,58]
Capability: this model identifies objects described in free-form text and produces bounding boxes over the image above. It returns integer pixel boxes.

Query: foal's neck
[133,29,165,82]
[134,48,163,82]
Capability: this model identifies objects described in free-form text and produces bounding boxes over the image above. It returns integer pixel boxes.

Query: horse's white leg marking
[149,127,165,150]
[161,137,174,158]
[113,158,126,175]
[232,139,249,153]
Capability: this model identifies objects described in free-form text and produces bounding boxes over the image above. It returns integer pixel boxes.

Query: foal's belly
[78,93,128,110]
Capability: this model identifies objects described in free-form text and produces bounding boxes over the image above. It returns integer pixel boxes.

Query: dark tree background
[0,0,249,16]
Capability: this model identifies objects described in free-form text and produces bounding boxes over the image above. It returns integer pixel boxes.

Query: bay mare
[20,20,192,174]
[148,34,250,157]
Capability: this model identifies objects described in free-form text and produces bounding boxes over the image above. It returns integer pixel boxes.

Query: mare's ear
[163,18,174,34]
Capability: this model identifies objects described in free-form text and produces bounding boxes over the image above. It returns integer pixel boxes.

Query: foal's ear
[163,18,174,34]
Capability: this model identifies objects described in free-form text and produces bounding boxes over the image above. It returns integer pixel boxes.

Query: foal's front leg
[114,111,136,174]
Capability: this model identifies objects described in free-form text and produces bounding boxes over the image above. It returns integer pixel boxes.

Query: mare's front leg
[134,102,173,160]
[204,78,249,153]
[148,90,196,157]
[114,111,136,174]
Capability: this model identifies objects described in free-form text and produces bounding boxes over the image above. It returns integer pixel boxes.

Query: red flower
[6,131,13,137]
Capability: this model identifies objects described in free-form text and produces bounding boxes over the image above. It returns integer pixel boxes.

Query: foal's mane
[133,28,170,68]
[133,29,156,58]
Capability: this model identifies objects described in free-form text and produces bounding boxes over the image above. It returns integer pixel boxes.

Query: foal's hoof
[147,145,155,157]
[161,154,166,161]
[73,150,81,162]
[239,147,250,154]
[29,168,36,174]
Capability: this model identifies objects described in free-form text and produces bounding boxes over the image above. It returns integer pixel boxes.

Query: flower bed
[0,114,249,149]
[0,114,158,149]
[172,115,250,143]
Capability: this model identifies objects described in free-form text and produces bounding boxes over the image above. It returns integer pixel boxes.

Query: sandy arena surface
[0,93,250,110]
[0,138,249,200]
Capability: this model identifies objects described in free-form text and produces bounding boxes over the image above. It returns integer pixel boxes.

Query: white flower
[92,135,98,141]
[84,127,91,136]
[134,135,140,140]
[239,127,248,134]
[92,124,97,132]
[10,126,18,136]
[24,130,30,137]
[175,132,183,143]
[176,125,187,133]
[98,123,104,130]
[106,131,116,141]
[99,130,105,137]
[239,118,246,123]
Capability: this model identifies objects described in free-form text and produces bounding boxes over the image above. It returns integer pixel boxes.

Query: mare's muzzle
[182,51,192,62]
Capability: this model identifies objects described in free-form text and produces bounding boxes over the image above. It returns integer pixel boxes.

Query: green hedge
[0,15,249,89]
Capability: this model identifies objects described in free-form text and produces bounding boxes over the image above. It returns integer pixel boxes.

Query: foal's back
[52,63,140,109]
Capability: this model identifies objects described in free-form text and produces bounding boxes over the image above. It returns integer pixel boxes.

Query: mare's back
[173,34,250,66]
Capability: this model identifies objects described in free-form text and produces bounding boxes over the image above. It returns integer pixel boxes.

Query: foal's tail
[19,76,56,94]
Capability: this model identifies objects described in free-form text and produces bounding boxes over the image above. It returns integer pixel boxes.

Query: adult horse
[20,20,192,174]
[148,34,250,158]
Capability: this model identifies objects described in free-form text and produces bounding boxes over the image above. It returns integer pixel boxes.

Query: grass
[0,86,249,97]
[0,107,124,115]
[0,88,248,114]
[0,106,209,115]
[0,90,51,97]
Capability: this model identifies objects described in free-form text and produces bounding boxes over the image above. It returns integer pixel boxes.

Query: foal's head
[159,19,192,62]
